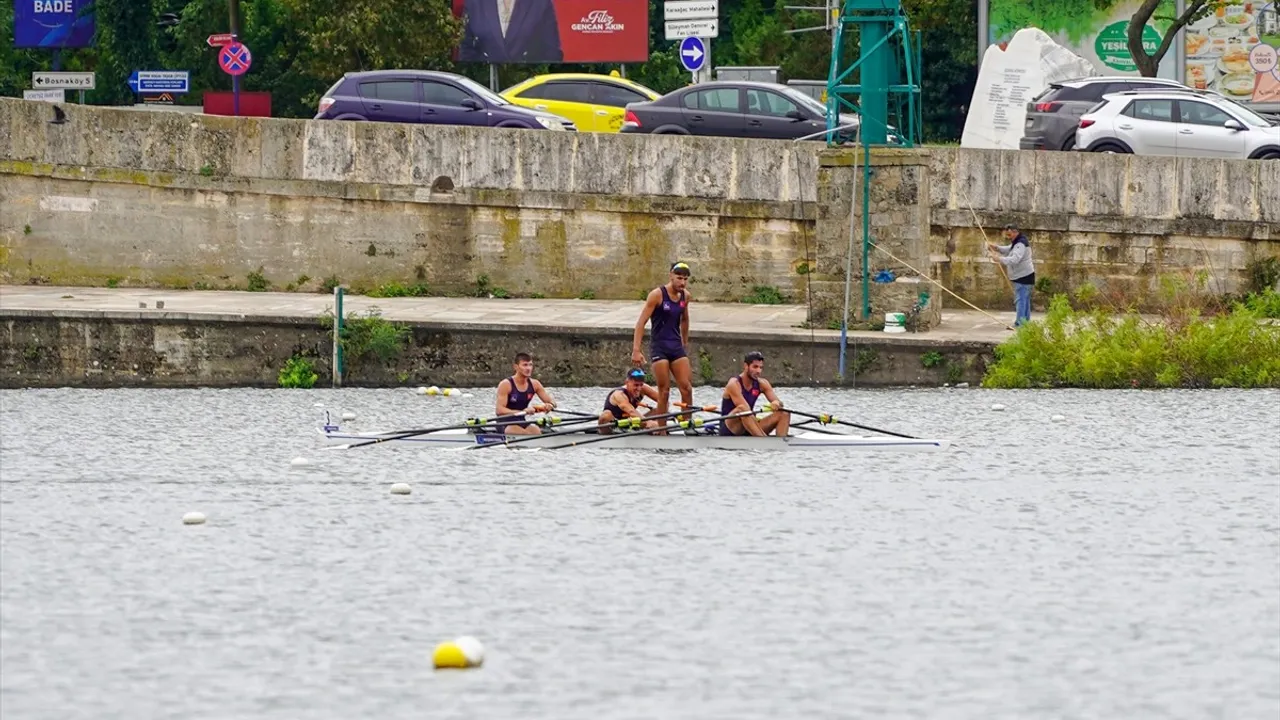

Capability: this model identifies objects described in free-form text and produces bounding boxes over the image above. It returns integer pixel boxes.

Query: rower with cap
[494,351,557,436]
[718,351,790,437]
[597,368,662,434]
[632,261,695,432]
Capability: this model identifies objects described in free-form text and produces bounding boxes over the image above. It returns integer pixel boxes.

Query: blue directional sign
[128,71,191,94]
[679,36,706,73]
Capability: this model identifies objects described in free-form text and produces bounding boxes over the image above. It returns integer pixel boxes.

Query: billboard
[13,0,97,49]
[987,0,1179,79]
[1184,2,1280,103]
[452,0,649,63]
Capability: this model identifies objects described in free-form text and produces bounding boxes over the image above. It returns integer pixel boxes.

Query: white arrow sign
[682,44,704,64]
[665,18,719,39]
[664,0,718,20]
[32,72,96,90]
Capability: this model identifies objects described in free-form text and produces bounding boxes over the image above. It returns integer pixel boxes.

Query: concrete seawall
[1,97,1277,314]
[0,287,1003,388]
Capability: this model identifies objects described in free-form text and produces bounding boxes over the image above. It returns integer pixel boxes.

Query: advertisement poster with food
[988,0,1179,79]
[1185,2,1280,103]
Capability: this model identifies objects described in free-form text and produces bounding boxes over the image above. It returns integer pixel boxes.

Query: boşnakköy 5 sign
[452,0,649,63]
[13,0,96,48]
[987,0,1178,77]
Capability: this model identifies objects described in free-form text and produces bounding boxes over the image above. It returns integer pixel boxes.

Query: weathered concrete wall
[0,310,995,388]
[3,97,1278,315]
[927,148,1280,307]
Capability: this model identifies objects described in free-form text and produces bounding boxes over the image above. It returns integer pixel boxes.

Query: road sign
[128,71,190,94]
[24,89,65,103]
[218,42,252,76]
[664,19,719,40]
[32,71,95,90]
[664,0,717,20]
[679,37,707,72]
[206,33,236,47]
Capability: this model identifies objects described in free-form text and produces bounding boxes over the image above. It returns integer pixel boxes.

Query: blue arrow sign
[136,71,190,94]
[679,36,706,72]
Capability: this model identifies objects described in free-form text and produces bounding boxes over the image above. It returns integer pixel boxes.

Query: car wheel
[1060,134,1077,151]
[1259,150,1280,160]
[1091,143,1128,154]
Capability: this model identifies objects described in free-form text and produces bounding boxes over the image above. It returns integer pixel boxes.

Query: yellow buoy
[433,636,484,669]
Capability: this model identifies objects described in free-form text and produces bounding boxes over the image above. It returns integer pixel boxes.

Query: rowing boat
[317,425,951,451]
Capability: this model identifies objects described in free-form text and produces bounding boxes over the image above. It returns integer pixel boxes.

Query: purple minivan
[314,69,576,130]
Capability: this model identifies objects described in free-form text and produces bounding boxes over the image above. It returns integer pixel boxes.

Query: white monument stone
[961,28,1099,150]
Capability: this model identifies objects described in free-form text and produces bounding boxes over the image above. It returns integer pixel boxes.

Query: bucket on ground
[884,312,906,333]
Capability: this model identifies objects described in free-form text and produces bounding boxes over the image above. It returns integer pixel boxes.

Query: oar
[327,404,556,450]
[762,403,920,439]
[468,405,720,451]
[538,409,761,450]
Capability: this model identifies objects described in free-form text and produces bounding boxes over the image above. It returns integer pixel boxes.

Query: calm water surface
[2,387,1278,719]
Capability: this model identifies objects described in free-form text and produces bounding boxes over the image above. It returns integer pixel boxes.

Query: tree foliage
[1,0,978,140]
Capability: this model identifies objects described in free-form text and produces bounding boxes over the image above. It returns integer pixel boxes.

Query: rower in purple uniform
[494,352,557,435]
[597,368,661,434]
[631,261,695,430]
[718,351,789,437]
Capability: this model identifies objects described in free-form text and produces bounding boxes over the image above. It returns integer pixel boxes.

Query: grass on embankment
[982,288,1280,389]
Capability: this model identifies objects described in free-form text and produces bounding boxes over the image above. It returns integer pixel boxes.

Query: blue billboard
[13,0,97,49]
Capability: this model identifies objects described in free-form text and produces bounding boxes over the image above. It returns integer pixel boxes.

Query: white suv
[1075,90,1280,160]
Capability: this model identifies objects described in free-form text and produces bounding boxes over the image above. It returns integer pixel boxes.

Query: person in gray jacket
[988,223,1036,327]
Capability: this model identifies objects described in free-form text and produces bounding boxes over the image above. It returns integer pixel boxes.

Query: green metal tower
[825,0,923,146]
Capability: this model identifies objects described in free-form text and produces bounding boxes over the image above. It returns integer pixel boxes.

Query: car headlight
[535,116,562,130]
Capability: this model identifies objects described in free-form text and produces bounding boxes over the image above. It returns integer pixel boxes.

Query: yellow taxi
[501,72,662,133]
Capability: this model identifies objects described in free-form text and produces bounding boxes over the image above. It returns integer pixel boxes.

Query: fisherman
[631,261,695,429]
[718,351,789,437]
[596,368,662,434]
[988,223,1036,327]
[494,352,557,435]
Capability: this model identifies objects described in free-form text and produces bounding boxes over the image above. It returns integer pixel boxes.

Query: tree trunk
[1128,0,1213,77]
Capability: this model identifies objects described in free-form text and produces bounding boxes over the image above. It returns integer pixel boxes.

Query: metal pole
[489,64,498,91]
[332,286,344,387]
[861,140,871,319]
[976,0,989,72]
[838,150,861,380]
[228,0,241,116]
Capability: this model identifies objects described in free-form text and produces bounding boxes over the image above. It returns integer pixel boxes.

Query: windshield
[782,87,828,116]
[455,75,509,105]
[1224,100,1273,127]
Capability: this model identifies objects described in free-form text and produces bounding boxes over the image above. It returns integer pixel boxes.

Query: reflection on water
[1,387,1278,720]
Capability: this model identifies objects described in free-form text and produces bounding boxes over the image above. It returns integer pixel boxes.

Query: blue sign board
[13,0,97,49]
[679,36,706,72]
[128,71,190,94]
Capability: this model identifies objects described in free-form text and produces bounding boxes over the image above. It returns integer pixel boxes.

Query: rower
[718,351,789,437]
[494,352,556,435]
[631,261,695,429]
[597,368,662,434]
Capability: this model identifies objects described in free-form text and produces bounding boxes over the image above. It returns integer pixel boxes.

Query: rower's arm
[532,379,556,409]
[760,378,783,409]
[632,291,660,359]
[613,391,644,419]
[494,379,512,416]
[726,381,766,437]
[680,292,691,346]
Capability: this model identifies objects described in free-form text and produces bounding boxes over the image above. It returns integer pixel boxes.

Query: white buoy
[1051,414,1065,422]
[390,483,411,495]
[462,393,474,398]
[183,511,206,525]
[290,456,310,467]
[416,387,429,395]
[426,386,441,396]
[313,402,324,408]
[434,636,485,669]
[341,412,356,421]
[442,388,460,397]
[991,403,1006,411]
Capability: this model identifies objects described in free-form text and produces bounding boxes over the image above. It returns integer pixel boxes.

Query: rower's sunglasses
[627,369,646,380]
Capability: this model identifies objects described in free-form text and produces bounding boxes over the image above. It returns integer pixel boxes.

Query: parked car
[1075,90,1280,159]
[501,73,661,133]
[619,81,866,142]
[1019,76,1210,152]
[315,70,576,130]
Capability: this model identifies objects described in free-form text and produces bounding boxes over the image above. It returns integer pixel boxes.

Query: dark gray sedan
[619,80,862,141]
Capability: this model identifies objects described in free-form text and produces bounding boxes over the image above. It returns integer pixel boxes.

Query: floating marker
[341,412,356,421]
[441,388,460,397]
[390,483,411,495]
[313,402,324,408]
[991,403,1006,411]
[416,387,429,395]
[290,456,310,467]
[433,636,484,669]
[425,386,441,396]
[182,511,206,525]
[462,393,474,399]
[1051,414,1065,422]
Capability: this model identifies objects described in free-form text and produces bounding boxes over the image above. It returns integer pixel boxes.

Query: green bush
[366,282,431,298]
[982,294,1280,389]
[743,286,785,304]
[338,308,411,365]
[1243,288,1280,319]
[278,356,319,388]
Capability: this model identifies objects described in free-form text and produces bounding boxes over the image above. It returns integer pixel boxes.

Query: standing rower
[494,352,557,435]
[631,261,695,429]
[597,368,661,434]
[718,351,789,437]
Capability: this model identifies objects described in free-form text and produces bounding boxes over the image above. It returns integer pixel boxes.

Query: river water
[1,387,1277,719]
